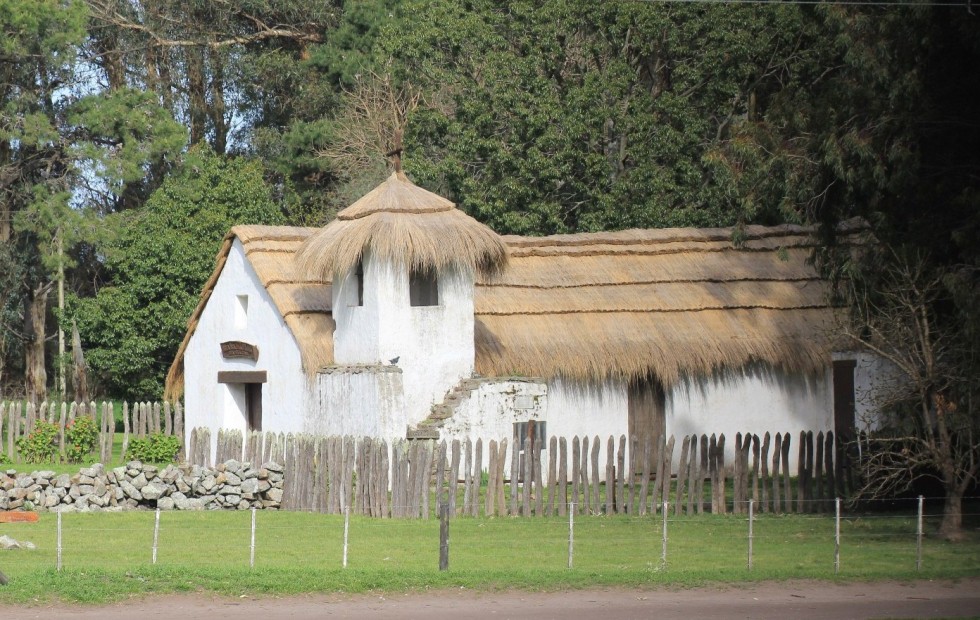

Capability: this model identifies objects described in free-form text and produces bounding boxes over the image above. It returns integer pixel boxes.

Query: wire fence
[1,497,977,578]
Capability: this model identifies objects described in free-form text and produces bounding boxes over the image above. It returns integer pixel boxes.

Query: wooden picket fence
[188,427,861,518]
[0,400,184,464]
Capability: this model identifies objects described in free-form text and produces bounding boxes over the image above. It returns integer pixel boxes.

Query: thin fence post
[834,497,841,575]
[439,502,450,571]
[343,505,350,568]
[568,502,574,569]
[748,498,754,571]
[916,495,924,572]
[152,509,160,565]
[661,501,668,568]
[250,508,257,570]
[57,511,63,572]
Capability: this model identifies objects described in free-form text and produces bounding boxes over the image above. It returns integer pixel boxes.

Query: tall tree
[369,0,829,234]
[70,147,284,399]
[0,0,184,401]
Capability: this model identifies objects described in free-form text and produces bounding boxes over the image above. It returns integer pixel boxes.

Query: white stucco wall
[436,377,626,477]
[331,251,475,428]
[439,378,547,448]
[183,240,309,458]
[667,365,833,472]
[545,378,629,441]
[833,350,902,432]
[310,365,405,441]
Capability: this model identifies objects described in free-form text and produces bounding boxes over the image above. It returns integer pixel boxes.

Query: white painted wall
[310,365,405,441]
[435,377,625,477]
[668,365,833,473]
[184,240,309,458]
[833,350,902,432]
[439,379,547,446]
[331,251,475,428]
[546,378,629,441]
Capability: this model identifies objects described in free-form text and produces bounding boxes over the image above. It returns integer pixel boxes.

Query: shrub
[126,433,180,463]
[16,421,60,463]
[66,415,99,463]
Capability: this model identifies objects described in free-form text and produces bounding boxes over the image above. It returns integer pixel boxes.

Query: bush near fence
[0,400,184,464]
[189,427,861,518]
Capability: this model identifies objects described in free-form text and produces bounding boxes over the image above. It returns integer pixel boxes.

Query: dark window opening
[354,260,364,307]
[515,420,547,450]
[409,267,439,306]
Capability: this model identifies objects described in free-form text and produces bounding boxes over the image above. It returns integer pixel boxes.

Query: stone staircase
[406,377,486,440]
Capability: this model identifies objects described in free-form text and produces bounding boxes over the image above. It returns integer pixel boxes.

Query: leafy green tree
[1,0,183,401]
[70,147,284,399]
[373,0,824,234]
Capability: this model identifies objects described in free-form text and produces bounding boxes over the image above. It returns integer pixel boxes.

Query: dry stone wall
[0,460,283,512]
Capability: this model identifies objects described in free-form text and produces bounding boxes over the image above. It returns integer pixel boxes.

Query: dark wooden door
[245,383,263,432]
[628,376,666,473]
[832,360,856,443]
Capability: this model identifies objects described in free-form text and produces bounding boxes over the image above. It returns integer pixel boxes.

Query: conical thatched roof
[296,172,508,280]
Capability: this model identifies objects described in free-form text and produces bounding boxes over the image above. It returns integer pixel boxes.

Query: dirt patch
[2,578,978,619]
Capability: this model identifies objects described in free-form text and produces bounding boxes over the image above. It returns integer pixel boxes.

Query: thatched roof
[166,220,860,398]
[295,172,508,281]
[164,226,334,400]
[473,222,863,386]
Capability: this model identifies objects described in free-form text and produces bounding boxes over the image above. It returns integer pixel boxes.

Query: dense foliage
[69,148,284,399]
[125,433,181,464]
[65,415,99,463]
[16,421,61,464]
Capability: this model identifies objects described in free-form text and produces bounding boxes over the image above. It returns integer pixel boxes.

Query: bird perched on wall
[389,356,400,365]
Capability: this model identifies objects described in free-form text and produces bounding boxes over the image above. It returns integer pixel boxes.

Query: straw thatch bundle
[295,172,508,280]
[472,223,864,386]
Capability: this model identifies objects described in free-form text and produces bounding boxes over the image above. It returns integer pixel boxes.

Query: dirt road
[2,579,978,619]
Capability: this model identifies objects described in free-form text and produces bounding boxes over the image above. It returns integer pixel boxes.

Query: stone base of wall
[0,460,284,513]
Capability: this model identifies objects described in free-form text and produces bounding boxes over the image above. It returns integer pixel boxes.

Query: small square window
[409,267,438,306]
[514,420,546,450]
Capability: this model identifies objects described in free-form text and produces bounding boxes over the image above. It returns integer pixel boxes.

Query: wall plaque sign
[220,341,259,361]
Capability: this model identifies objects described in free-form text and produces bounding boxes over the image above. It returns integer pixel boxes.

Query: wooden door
[628,376,666,474]
[245,383,263,432]
[832,360,856,443]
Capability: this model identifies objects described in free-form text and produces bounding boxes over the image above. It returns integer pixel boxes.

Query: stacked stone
[0,460,284,513]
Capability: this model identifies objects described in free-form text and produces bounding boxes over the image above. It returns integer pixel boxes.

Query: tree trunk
[24,282,53,405]
[938,485,964,541]
[208,50,227,155]
[71,320,90,403]
[187,46,208,146]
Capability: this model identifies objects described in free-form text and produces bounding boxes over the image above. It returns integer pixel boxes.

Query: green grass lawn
[0,510,977,604]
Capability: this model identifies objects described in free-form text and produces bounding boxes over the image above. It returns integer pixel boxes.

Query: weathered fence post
[250,508,257,569]
[916,495,924,572]
[567,501,574,569]
[152,509,160,565]
[57,511,63,571]
[616,435,626,514]
[834,497,841,574]
[439,502,450,571]
[343,505,350,568]
[747,498,754,571]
